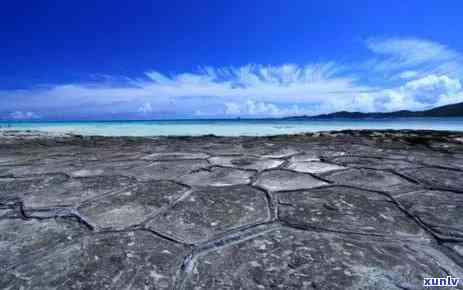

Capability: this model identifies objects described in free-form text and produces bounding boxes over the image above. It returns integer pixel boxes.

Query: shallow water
[1,118,463,136]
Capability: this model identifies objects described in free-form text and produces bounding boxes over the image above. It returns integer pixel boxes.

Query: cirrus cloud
[1,37,462,119]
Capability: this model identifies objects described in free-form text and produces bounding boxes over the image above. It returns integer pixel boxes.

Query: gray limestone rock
[323,168,420,194]
[181,166,254,187]
[1,130,463,290]
[399,167,463,191]
[330,156,418,170]
[254,169,328,191]
[396,190,463,240]
[278,186,430,241]
[78,180,189,230]
[21,175,136,208]
[0,207,17,218]
[141,152,209,161]
[1,230,189,289]
[69,159,210,182]
[0,218,86,270]
[183,228,463,290]
[286,161,346,174]
[137,160,210,181]
[288,152,321,162]
[261,147,299,158]
[208,155,283,171]
[146,185,269,243]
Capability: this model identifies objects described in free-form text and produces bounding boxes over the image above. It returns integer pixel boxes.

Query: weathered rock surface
[78,180,189,230]
[1,129,463,289]
[278,186,431,241]
[141,152,210,161]
[254,169,328,191]
[183,228,462,290]
[1,227,189,289]
[399,167,463,191]
[328,155,418,170]
[147,185,269,244]
[208,155,283,171]
[323,168,419,194]
[181,166,254,187]
[0,218,86,270]
[286,161,346,174]
[395,190,463,240]
[22,175,136,208]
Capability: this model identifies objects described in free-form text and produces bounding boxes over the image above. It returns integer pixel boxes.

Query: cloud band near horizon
[1,37,463,120]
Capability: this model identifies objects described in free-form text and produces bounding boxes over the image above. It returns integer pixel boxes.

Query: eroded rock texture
[183,229,462,290]
[1,129,463,289]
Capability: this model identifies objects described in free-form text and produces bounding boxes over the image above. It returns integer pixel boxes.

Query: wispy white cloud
[367,37,459,65]
[365,37,463,78]
[9,111,41,120]
[0,63,373,118]
[138,102,153,113]
[1,37,462,119]
[398,70,419,80]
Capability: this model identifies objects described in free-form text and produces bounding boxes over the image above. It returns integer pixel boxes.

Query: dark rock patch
[184,228,461,290]
[278,186,430,240]
[146,185,269,243]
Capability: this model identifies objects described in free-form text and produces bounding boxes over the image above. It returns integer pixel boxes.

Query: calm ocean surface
[2,118,463,136]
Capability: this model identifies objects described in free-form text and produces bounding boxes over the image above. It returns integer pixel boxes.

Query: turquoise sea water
[1,118,463,136]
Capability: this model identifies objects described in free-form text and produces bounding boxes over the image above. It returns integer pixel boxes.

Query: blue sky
[1,1,463,120]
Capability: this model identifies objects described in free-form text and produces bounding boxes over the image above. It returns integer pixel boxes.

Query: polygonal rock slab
[184,228,463,289]
[0,206,21,219]
[399,167,463,191]
[181,166,254,187]
[0,218,86,270]
[209,156,283,171]
[21,175,136,208]
[323,168,418,194]
[319,150,347,159]
[0,175,74,198]
[1,230,189,289]
[137,160,210,181]
[91,149,143,162]
[286,161,346,174]
[0,177,30,203]
[69,159,210,181]
[396,190,463,239]
[69,160,148,178]
[278,186,430,240]
[261,148,299,158]
[196,141,248,155]
[0,154,32,166]
[254,170,328,192]
[78,180,189,230]
[288,152,320,162]
[330,156,417,170]
[1,160,80,177]
[405,151,463,169]
[141,152,209,161]
[146,185,269,243]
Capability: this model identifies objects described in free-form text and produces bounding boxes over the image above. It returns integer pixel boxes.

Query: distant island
[283,101,463,120]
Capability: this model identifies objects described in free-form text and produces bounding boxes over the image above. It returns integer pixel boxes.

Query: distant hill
[283,102,463,120]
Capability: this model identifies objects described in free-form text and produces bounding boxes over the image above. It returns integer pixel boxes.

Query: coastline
[2,127,463,141]
[2,117,463,137]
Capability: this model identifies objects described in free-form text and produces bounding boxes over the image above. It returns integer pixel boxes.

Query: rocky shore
[1,129,463,289]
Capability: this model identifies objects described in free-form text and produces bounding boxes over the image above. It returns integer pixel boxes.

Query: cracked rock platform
[1,129,463,289]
